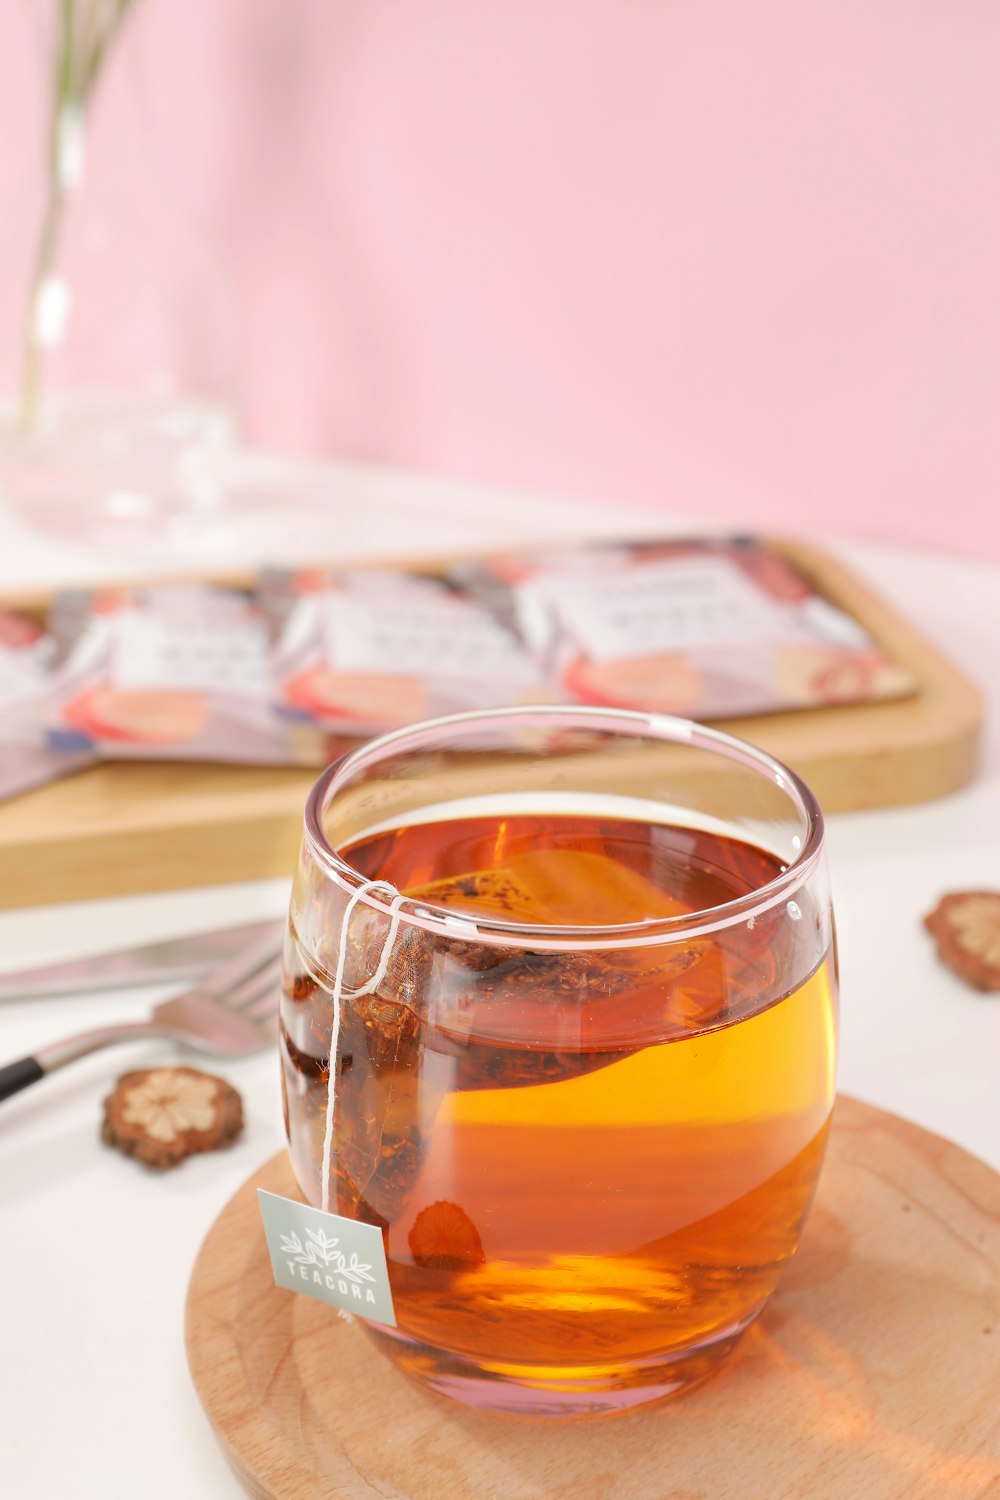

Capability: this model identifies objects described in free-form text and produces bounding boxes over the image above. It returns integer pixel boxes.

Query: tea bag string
[321,878,407,1214]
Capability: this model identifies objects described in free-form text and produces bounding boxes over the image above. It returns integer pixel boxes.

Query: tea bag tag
[259,877,405,1325]
[258,1189,396,1326]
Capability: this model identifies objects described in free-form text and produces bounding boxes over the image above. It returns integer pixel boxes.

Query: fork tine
[241,974,278,1012]
[242,982,282,1028]
[195,933,283,1002]
[22,942,285,1082]
[227,959,283,1016]
[245,985,285,1025]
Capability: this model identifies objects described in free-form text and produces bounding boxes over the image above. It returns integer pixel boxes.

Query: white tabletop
[1,464,998,1498]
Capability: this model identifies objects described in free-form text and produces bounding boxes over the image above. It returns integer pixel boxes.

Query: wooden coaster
[185,1097,1000,1500]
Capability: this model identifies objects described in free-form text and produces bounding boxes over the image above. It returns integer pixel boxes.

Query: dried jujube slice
[408,1200,486,1272]
[924,892,1000,992]
[101,1066,243,1169]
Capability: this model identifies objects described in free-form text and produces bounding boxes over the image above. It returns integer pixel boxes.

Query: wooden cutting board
[0,541,982,909]
[185,1096,1000,1500]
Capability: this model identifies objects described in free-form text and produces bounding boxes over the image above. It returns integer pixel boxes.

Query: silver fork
[0,933,282,1104]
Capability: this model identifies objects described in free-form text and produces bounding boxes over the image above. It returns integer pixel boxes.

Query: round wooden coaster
[185,1097,1000,1500]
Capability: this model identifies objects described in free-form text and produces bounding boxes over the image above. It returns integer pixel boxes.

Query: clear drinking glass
[280,706,838,1417]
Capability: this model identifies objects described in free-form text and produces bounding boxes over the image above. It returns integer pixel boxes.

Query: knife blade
[0,917,285,1001]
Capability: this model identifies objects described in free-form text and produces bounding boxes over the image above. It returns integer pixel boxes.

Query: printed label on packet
[0,644,46,704]
[524,554,793,662]
[322,592,538,684]
[258,1189,397,1326]
[112,608,271,696]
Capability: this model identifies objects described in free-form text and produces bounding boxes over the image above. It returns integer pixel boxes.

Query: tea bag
[406,848,728,1064]
[291,844,733,1235]
[303,885,464,1231]
[365,850,727,1093]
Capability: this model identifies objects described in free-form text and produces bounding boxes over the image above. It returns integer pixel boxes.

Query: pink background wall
[2,0,999,558]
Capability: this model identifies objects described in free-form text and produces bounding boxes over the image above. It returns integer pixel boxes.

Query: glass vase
[0,0,237,552]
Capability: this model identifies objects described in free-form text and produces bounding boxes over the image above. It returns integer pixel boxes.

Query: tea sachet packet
[47,584,296,764]
[453,537,916,719]
[264,568,542,741]
[0,606,90,803]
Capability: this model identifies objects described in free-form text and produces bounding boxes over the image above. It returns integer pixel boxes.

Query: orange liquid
[280,813,837,1413]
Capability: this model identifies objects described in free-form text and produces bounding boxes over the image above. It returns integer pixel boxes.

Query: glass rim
[302,705,826,950]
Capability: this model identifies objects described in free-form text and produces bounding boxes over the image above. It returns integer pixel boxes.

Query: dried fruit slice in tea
[408,1200,486,1272]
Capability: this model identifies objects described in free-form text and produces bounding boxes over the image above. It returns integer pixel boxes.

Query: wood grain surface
[185,1096,1000,1500]
[0,542,983,909]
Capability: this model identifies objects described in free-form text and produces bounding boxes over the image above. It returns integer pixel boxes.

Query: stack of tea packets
[0,539,916,807]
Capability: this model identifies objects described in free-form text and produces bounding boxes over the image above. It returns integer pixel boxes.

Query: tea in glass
[280,709,837,1416]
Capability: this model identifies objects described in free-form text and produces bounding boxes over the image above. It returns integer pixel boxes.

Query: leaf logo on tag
[278,1228,376,1285]
[258,1188,396,1326]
